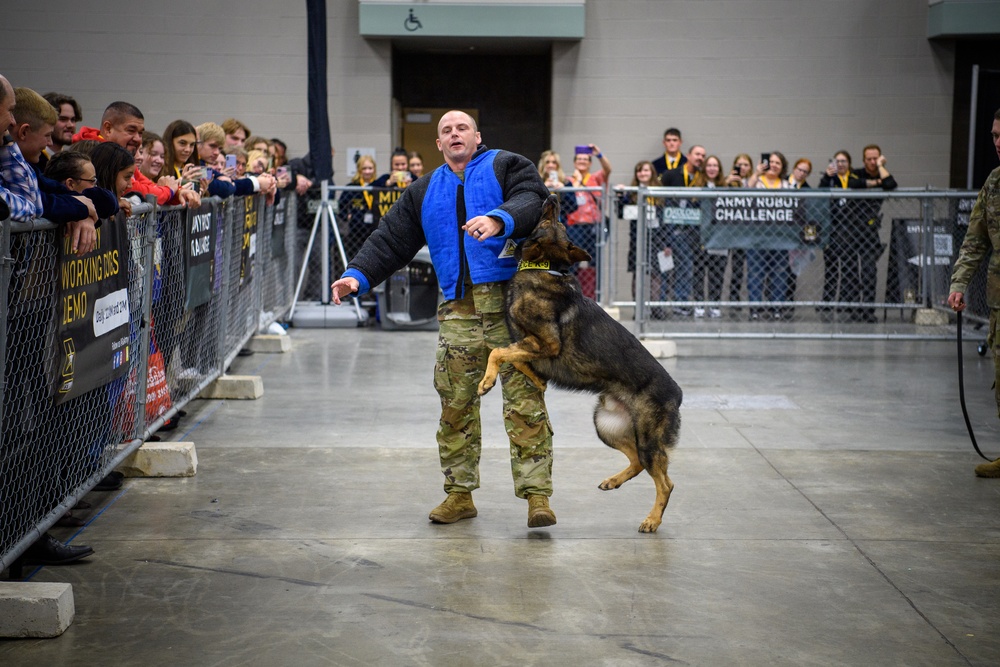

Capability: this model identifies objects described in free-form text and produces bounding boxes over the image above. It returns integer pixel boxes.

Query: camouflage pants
[433,282,554,498]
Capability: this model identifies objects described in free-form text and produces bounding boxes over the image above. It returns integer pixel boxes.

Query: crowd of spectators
[536,127,900,320]
[0,74,325,573]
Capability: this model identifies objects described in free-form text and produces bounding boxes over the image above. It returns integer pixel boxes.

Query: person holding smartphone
[537,150,577,225]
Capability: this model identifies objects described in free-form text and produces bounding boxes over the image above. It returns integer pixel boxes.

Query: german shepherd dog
[478,194,683,533]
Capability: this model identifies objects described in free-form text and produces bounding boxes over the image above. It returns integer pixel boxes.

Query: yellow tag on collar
[518,260,551,271]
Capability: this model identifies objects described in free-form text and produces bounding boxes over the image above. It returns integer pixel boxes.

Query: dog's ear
[542,193,559,222]
[520,241,546,263]
[568,243,592,265]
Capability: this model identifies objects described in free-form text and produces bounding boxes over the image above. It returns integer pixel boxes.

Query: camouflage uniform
[950,166,1000,417]
[434,281,554,498]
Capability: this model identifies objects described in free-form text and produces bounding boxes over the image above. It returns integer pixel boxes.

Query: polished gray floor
[3,325,1000,666]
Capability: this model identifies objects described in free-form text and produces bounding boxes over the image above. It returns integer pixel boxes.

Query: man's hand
[65,218,97,255]
[948,291,966,312]
[331,277,359,305]
[462,215,502,242]
[178,187,202,208]
[295,173,313,195]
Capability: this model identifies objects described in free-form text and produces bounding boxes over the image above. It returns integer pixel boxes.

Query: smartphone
[548,170,558,181]
[574,144,593,155]
[202,167,213,180]
[732,166,741,175]
[276,166,289,179]
[761,153,771,165]
[226,154,237,170]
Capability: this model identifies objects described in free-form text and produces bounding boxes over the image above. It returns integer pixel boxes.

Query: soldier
[331,111,557,527]
[949,107,1000,477]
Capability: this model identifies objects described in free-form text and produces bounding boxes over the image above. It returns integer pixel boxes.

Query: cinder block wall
[2,0,954,187]
[552,0,955,188]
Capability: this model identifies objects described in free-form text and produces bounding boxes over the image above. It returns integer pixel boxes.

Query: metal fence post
[0,216,10,442]
[635,186,649,335]
[920,191,935,308]
[135,205,158,441]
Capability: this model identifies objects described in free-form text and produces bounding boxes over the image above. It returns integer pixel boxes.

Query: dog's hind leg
[638,454,674,533]
[593,394,645,490]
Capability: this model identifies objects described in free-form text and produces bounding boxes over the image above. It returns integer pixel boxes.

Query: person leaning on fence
[196,122,275,203]
[5,84,101,252]
[74,101,201,209]
[659,144,705,317]
[537,150,578,225]
[338,153,379,264]
[330,110,558,528]
[42,91,81,156]
[949,107,1000,478]
[745,151,792,321]
[0,75,96,569]
[136,131,166,183]
[849,144,897,322]
[373,148,414,189]
[691,155,727,318]
[817,150,860,321]
[222,117,250,149]
[614,160,667,310]
[652,127,687,182]
[407,150,424,179]
[723,152,754,311]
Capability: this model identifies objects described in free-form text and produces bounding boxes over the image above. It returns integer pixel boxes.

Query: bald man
[331,111,559,528]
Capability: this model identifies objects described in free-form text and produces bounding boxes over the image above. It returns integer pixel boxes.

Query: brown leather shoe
[527,494,556,527]
[428,492,477,523]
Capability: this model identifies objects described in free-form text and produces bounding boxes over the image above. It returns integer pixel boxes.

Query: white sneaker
[709,308,722,318]
[177,367,202,380]
[693,307,706,318]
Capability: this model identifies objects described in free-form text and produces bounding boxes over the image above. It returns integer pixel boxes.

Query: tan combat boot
[428,492,477,523]
[527,494,556,527]
[975,458,1000,478]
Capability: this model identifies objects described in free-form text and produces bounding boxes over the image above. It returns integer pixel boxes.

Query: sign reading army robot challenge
[185,201,216,310]
[56,221,130,403]
[700,194,827,249]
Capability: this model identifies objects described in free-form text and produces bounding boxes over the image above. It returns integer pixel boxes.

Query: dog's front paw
[598,476,622,491]
[477,377,496,396]
[638,518,661,533]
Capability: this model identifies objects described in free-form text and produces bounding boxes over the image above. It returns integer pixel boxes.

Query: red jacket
[73,127,177,205]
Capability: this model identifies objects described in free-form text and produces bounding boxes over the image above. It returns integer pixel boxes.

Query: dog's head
[518,194,592,270]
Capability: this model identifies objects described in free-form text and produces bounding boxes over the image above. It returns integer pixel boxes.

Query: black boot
[19,532,94,566]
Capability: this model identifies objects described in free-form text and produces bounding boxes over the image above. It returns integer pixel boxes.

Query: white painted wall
[1,0,955,186]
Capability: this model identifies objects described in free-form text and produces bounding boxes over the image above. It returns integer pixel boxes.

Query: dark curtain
[306,0,332,182]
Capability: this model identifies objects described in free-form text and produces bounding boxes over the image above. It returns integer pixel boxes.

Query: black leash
[957,311,994,461]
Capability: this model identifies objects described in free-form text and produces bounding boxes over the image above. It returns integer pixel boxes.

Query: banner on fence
[185,202,217,310]
[271,198,286,258]
[700,194,828,250]
[240,195,258,289]
[55,220,130,402]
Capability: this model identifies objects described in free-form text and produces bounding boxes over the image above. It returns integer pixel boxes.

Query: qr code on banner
[934,234,953,257]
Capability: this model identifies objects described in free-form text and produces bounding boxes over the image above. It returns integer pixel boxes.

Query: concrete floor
[3,325,1000,666]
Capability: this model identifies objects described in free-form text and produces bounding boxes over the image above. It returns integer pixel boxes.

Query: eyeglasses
[74,177,97,184]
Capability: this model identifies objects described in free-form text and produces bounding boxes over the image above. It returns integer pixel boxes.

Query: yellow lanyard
[683,165,693,187]
[837,173,849,189]
[361,180,373,208]
[665,153,679,170]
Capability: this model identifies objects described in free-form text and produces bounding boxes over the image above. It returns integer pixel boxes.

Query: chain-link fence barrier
[603,187,980,339]
[1,192,296,573]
